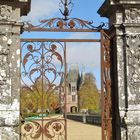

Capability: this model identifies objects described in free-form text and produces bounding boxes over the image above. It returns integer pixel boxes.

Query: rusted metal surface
[59,0,73,20]
[20,41,67,140]
[21,119,66,140]
[20,33,112,140]
[24,19,105,32]
[101,30,112,140]
[20,1,112,140]
[64,42,67,140]
[20,38,101,43]
[23,0,105,32]
[23,28,101,33]
[20,35,112,140]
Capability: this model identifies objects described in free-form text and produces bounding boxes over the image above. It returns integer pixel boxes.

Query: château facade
[60,64,81,113]
[59,64,99,113]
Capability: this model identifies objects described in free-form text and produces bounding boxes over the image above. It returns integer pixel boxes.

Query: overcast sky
[21,0,106,89]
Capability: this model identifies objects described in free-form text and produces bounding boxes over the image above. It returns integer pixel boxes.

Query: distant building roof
[68,64,79,83]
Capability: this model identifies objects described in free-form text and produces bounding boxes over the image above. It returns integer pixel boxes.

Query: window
[72,86,76,92]
[72,95,76,102]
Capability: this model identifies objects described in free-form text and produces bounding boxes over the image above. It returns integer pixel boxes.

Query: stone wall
[0,1,30,140]
[98,0,140,140]
[1,0,140,140]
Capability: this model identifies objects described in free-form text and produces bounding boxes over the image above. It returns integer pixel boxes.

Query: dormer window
[72,86,76,92]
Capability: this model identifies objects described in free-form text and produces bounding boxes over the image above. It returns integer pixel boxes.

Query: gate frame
[20,2,112,138]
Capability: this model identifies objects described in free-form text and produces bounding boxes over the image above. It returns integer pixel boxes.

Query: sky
[21,0,107,90]
[22,0,106,24]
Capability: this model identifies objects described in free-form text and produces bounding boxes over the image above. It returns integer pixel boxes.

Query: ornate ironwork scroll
[20,41,66,140]
[20,1,111,140]
[23,0,105,32]
[59,0,74,20]
[21,119,65,140]
[101,30,112,140]
[24,19,105,31]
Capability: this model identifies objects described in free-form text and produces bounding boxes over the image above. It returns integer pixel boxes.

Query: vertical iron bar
[20,41,22,139]
[20,32,108,140]
[101,30,105,140]
[64,41,67,140]
[65,0,67,4]
[101,30,112,140]
[41,42,44,140]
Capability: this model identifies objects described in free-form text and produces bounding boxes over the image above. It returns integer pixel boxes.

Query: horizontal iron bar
[102,118,112,120]
[21,38,101,42]
[24,28,101,32]
[24,118,66,121]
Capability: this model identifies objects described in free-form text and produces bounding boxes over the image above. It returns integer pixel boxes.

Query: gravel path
[67,119,101,140]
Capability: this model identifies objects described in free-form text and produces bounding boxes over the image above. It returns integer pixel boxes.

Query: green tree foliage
[78,73,100,113]
[21,78,59,117]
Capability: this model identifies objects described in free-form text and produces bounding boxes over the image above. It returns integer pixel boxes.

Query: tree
[78,73,100,113]
[21,78,59,117]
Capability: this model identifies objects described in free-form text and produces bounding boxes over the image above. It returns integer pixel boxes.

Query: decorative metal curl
[21,120,65,140]
[24,18,105,32]
[23,0,107,31]
[21,121,42,139]
[44,120,65,139]
[21,42,64,92]
[20,41,65,115]
[59,0,74,20]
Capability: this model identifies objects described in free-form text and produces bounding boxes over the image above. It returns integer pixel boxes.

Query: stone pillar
[0,1,30,139]
[98,0,140,140]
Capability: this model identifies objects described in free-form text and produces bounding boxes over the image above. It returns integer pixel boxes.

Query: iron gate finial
[59,0,73,20]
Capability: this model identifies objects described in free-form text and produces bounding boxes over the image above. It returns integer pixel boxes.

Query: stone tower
[67,64,80,113]
[60,64,80,113]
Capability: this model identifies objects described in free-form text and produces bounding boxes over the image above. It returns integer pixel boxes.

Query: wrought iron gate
[101,30,112,140]
[20,0,112,140]
[20,40,67,140]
